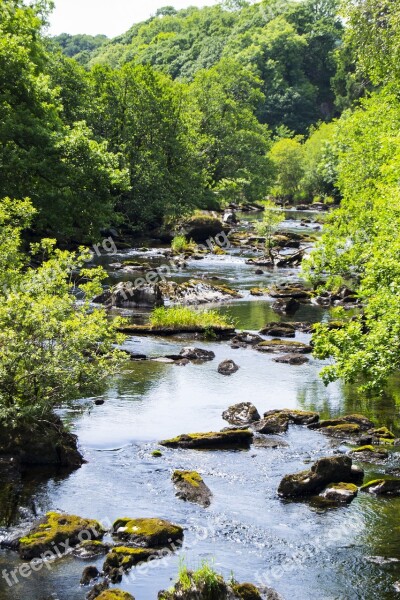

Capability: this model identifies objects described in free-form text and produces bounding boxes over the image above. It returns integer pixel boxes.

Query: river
[1,210,400,600]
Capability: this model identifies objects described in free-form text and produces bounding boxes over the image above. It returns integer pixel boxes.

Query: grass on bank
[149,306,233,329]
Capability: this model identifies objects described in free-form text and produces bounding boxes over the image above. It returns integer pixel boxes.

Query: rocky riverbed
[1,209,400,600]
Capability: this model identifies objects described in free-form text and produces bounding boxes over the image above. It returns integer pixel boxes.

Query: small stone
[80,566,100,586]
[218,359,239,376]
[222,402,261,426]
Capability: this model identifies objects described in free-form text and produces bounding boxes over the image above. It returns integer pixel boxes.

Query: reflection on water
[1,213,400,600]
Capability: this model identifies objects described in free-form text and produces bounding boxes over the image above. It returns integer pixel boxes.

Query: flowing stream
[1,210,400,600]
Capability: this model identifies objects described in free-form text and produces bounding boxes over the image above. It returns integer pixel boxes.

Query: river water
[1,211,400,600]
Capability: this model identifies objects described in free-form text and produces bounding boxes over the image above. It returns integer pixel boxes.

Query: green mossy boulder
[112,518,183,547]
[103,546,159,574]
[18,512,105,560]
[361,478,400,495]
[264,409,319,426]
[319,482,358,504]
[73,539,110,559]
[350,446,389,462]
[160,430,253,450]
[231,582,262,599]
[172,470,212,507]
[278,455,363,498]
[253,414,289,435]
[0,415,83,468]
[96,591,135,600]
[152,450,163,457]
[308,414,375,431]
[369,427,395,439]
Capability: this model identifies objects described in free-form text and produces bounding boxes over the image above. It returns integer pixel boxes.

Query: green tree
[268,136,304,199]
[89,63,205,229]
[255,200,285,258]
[188,59,273,205]
[0,198,125,427]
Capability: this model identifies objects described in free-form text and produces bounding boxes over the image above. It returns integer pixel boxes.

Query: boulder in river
[278,455,363,498]
[260,323,296,338]
[255,340,312,354]
[274,354,309,365]
[272,298,300,315]
[172,470,212,507]
[179,347,215,361]
[80,566,100,585]
[182,214,225,243]
[218,359,240,375]
[73,540,110,559]
[349,445,389,462]
[319,482,358,504]
[86,581,110,600]
[112,518,183,548]
[160,430,253,450]
[108,281,163,308]
[0,414,84,468]
[96,591,135,600]
[361,478,400,495]
[103,546,159,575]
[264,409,319,426]
[160,279,241,305]
[308,414,375,431]
[231,332,263,347]
[253,414,289,435]
[18,512,105,560]
[222,402,261,426]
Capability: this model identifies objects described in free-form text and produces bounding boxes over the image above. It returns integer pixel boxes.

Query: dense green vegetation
[2,0,400,397]
[0,198,124,428]
[78,0,343,133]
[306,0,400,393]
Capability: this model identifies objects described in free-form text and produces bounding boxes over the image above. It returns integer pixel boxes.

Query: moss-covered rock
[172,470,212,507]
[18,512,105,560]
[361,478,400,495]
[350,446,389,462]
[103,546,159,575]
[250,288,266,297]
[253,414,289,435]
[183,214,225,243]
[222,403,261,426]
[73,539,110,559]
[259,323,296,338]
[319,482,358,504]
[96,591,135,600]
[152,450,163,458]
[0,415,83,468]
[264,409,319,426]
[160,430,253,450]
[309,414,375,431]
[255,340,312,354]
[112,518,183,548]
[231,583,262,599]
[368,427,395,439]
[322,424,362,438]
[278,455,363,498]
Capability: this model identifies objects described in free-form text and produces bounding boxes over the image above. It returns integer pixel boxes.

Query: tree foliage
[0,199,125,427]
